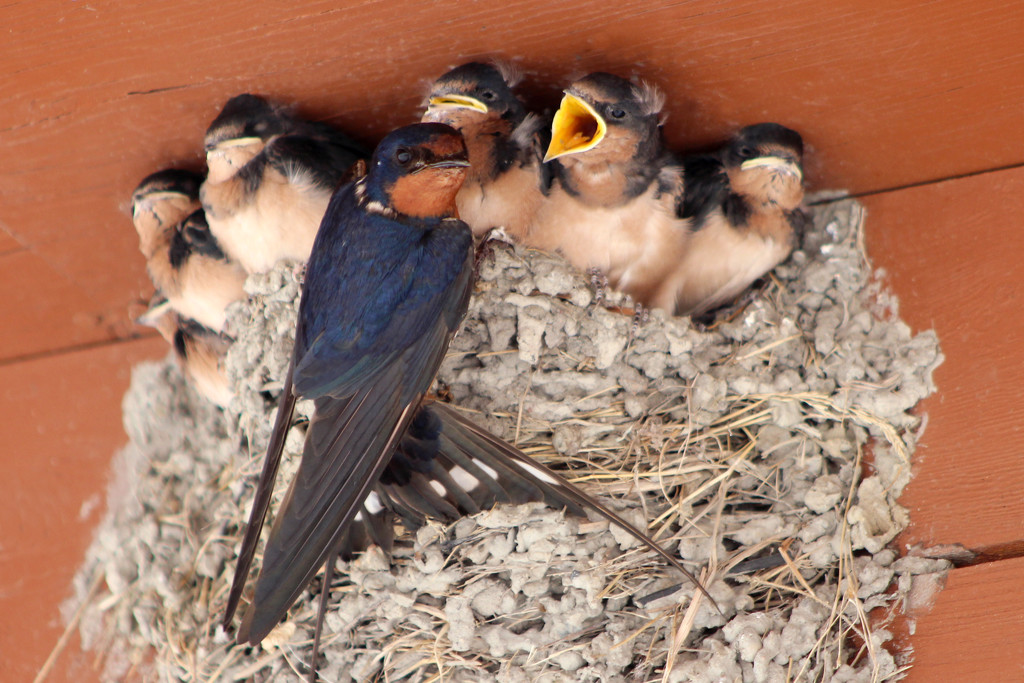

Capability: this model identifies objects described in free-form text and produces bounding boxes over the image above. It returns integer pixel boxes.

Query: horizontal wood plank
[901,557,1024,681]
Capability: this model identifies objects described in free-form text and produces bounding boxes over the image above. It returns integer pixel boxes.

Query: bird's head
[204,94,290,182]
[423,61,526,131]
[725,123,805,209]
[544,72,664,165]
[363,123,470,219]
[131,169,203,250]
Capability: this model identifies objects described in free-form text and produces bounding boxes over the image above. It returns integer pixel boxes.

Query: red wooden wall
[3,1,1023,680]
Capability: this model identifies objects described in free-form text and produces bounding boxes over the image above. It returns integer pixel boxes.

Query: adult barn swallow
[670,123,806,317]
[224,124,709,679]
[200,93,366,273]
[132,172,246,333]
[137,297,234,407]
[225,122,477,654]
[528,73,690,312]
[422,61,548,239]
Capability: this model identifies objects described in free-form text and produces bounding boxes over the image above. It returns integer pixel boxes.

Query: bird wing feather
[679,153,729,222]
[236,187,473,643]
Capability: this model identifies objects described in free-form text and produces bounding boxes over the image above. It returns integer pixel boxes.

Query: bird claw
[630,303,650,337]
[587,267,609,306]
[473,227,515,277]
[690,314,713,332]
[473,232,498,276]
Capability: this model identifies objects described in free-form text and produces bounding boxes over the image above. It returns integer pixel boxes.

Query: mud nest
[69,198,947,682]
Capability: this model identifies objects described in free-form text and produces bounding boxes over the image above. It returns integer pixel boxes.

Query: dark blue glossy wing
[236,182,474,644]
[291,186,471,399]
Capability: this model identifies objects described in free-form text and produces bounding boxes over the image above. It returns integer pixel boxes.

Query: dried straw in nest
[67,198,946,682]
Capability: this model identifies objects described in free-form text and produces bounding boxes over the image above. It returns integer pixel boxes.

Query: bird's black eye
[395,148,413,164]
[480,90,497,101]
[610,108,626,119]
[738,146,756,158]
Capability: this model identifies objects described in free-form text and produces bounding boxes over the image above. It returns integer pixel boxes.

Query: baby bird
[131,169,202,242]
[422,61,547,238]
[670,123,807,317]
[137,296,234,407]
[132,170,246,333]
[200,93,366,273]
[528,73,690,312]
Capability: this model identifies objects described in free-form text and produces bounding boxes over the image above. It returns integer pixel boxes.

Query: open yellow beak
[544,92,607,162]
[740,156,803,181]
[427,94,488,114]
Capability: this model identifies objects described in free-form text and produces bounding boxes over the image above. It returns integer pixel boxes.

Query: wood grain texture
[864,165,1024,552]
[900,557,1024,681]
[1,0,1023,361]
[0,250,136,362]
[0,336,167,683]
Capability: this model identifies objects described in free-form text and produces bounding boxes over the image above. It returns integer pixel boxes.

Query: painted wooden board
[0,250,141,362]
[3,1,1024,678]
[863,165,1024,553]
[0,224,23,256]
[900,556,1024,681]
[2,0,1023,361]
[0,336,167,682]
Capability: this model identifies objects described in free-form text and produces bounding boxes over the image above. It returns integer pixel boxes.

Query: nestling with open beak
[200,93,367,274]
[670,122,807,317]
[422,61,548,239]
[526,72,691,313]
[132,170,246,333]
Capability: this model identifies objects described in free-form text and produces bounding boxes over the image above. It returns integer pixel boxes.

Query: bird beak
[136,298,173,327]
[205,136,264,154]
[544,92,607,162]
[740,156,803,181]
[413,158,471,174]
[427,95,488,113]
[131,191,180,220]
